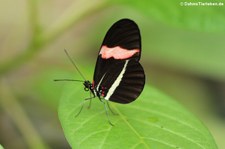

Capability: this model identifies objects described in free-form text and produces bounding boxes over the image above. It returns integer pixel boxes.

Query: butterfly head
[83,80,92,91]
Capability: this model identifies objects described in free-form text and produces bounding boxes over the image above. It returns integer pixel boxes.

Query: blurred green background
[0,0,225,148]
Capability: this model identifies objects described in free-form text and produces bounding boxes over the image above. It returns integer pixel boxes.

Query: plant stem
[0,79,51,149]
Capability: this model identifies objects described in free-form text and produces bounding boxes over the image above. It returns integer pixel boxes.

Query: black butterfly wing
[96,59,145,103]
[93,19,145,104]
[109,60,144,103]
[101,18,141,58]
[94,19,141,83]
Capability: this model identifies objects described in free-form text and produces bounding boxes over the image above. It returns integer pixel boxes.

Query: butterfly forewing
[93,19,145,104]
[102,19,141,54]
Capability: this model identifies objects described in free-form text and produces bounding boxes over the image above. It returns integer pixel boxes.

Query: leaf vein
[98,126,113,149]
[143,137,177,148]
[131,118,205,149]
[125,105,203,136]
[78,129,110,146]
[113,105,151,149]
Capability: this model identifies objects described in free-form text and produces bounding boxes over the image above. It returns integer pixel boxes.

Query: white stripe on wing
[105,60,129,100]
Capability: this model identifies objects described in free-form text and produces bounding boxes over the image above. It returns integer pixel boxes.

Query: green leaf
[114,0,225,33]
[0,144,4,149]
[58,84,217,149]
[141,24,225,80]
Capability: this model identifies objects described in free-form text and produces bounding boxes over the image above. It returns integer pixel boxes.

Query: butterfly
[55,19,145,125]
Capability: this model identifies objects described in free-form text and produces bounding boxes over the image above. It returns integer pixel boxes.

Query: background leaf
[114,0,225,33]
[58,84,217,148]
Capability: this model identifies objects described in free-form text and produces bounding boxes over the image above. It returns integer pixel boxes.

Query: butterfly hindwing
[108,60,145,103]
[96,59,145,103]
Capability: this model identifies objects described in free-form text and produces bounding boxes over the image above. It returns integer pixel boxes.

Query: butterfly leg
[75,94,95,118]
[106,101,118,115]
[75,100,85,118]
[87,91,93,109]
[99,99,114,126]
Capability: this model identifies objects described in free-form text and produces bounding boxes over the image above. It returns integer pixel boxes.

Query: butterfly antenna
[64,49,86,81]
[54,79,83,82]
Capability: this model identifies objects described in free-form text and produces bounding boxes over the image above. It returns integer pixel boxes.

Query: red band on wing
[100,45,140,59]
